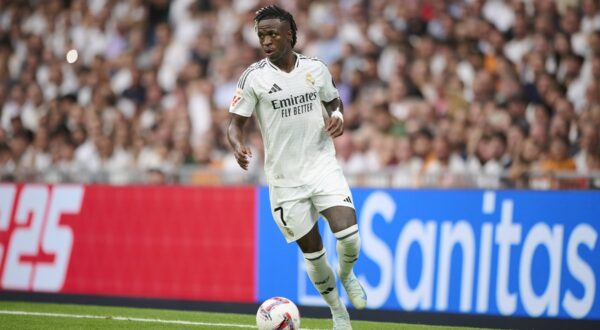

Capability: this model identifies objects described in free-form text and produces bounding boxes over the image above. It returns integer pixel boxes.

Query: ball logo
[0,184,84,292]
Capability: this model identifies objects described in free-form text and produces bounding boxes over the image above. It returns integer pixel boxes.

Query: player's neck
[270,52,296,73]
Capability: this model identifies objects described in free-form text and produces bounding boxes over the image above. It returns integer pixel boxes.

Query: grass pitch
[0,301,491,329]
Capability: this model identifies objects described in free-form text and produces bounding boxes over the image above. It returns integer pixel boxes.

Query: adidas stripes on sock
[335,224,361,279]
[303,248,341,308]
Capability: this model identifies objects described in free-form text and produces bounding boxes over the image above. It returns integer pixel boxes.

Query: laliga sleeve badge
[231,88,243,107]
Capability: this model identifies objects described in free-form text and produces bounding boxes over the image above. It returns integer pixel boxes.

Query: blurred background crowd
[0,0,599,188]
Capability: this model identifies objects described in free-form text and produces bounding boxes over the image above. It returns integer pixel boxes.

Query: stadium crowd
[0,0,599,188]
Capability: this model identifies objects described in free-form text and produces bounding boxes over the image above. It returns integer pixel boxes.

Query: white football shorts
[268,168,355,243]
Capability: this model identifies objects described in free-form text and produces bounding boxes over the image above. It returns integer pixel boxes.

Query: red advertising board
[0,184,256,302]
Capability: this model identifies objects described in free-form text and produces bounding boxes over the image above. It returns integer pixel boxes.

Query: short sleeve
[316,62,339,103]
[229,70,258,117]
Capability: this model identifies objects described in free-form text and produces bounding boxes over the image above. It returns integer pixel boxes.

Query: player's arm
[227,114,253,170]
[323,97,344,138]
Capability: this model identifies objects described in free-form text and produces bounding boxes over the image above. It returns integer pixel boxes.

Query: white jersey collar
[266,52,300,73]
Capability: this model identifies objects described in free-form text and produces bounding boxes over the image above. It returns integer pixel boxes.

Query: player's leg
[322,206,360,280]
[270,184,352,329]
[296,224,350,330]
[311,168,366,310]
[296,223,340,308]
[269,185,346,314]
[321,205,367,310]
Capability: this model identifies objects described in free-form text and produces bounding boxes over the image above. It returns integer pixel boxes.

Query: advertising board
[258,188,600,319]
[0,184,256,302]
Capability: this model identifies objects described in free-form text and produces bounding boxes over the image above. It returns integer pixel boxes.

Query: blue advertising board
[257,188,600,319]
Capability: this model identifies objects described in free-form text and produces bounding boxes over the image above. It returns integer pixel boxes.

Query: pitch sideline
[0,309,255,328]
[0,310,320,329]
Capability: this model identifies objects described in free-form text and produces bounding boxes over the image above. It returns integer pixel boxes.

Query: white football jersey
[229,53,341,187]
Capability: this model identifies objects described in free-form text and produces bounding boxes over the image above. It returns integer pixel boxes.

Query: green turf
[0,301,493,330]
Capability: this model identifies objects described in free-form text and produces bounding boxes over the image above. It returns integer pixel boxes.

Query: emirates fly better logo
[0,185,84,292]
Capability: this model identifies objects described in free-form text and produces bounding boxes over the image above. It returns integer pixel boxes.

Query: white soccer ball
[256,297,301,330]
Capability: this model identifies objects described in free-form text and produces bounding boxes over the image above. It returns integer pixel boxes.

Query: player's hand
[325,116,344,138]
[233,145,252,170]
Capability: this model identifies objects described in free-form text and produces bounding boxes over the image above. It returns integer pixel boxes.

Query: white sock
[303,249,341,308]
[335,224,361,279]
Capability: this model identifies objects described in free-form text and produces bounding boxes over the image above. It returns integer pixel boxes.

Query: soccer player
[227,5,366,330]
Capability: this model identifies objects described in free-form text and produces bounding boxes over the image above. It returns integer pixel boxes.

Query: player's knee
[323,206,356,231]
[300,241,323,254]
[296,230,324,253]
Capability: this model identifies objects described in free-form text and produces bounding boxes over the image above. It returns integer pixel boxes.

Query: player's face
[257,18,292,62]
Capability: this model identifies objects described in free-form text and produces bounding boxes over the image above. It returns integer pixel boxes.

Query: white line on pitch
[0,310,256,328]
[0,310,323,330]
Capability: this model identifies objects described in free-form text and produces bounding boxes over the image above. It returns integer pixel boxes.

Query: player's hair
[254,5,297,47]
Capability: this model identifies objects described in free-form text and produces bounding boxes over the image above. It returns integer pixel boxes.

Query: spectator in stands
[9,129,33,176]
[509,138,543,188]
[419,134,467,187]
[146,168,167,185]
[18,125,51,176]
[50,138,86,183]
[466,132,505,188]
[575,122,600,173]
[94,134,133,184]
[370,103,404,136]
[391,136,418,187]
[21,82,46,131]
[411,127,434,165]
[364,131,396,173]
[0,142,15,180]
[540,137,577,173]
[1,84,26,133]
[334,132,368,177]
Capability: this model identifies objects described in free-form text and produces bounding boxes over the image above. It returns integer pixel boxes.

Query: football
[256,297,301,330]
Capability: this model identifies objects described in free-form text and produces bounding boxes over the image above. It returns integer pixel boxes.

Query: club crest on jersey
[231,88,243,107]
[306,72,315,86]
[285,227,294,237]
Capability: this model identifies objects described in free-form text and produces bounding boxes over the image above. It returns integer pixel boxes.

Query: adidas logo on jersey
[343,196,352,203]
[268,83,282,94]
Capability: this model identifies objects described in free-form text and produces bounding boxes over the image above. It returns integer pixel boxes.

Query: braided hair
[254,5,297,47]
